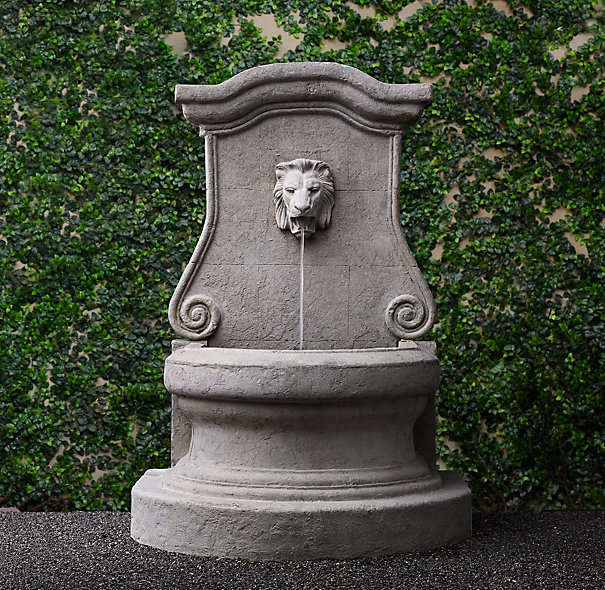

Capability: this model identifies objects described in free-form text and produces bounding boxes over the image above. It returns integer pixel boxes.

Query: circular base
[131,470,471,560]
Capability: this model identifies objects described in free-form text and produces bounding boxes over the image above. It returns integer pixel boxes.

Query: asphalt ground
[0,510,603,589]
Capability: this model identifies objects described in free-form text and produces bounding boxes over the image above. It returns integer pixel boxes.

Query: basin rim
[164,343,440,402]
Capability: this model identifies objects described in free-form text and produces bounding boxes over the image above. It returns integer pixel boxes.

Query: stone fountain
[131,62,471,560]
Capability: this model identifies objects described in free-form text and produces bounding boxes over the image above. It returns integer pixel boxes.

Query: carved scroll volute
[169,292,222,341]
[167,126,222,341]
[385,294,436,340]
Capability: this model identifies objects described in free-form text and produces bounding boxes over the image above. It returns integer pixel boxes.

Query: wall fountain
[131,62,471,560]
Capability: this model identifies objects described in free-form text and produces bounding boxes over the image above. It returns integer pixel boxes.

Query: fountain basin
[163,341,439,401]
[131,343,471,560]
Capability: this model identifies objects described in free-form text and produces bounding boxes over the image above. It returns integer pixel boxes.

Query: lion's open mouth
[289,216,317,238]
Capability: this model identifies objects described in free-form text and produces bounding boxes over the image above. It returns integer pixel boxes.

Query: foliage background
[1,0,603,511]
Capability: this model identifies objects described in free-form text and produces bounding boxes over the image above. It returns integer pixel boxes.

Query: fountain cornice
[175,62,433,134]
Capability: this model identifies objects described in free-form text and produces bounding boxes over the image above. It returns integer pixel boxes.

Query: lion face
[274,159,334,238]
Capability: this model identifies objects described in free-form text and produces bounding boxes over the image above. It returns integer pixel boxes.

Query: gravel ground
[0,510,603,590]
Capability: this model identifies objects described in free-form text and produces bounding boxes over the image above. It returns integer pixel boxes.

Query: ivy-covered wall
[1,0,603,511]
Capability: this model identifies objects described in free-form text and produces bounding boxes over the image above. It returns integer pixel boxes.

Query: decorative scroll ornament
[176,293,221,340]
[274,158,334,239]
[385,294,430,340]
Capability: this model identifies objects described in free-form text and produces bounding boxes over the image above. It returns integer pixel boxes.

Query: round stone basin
[164,341,440,402]
[132,340,471,560]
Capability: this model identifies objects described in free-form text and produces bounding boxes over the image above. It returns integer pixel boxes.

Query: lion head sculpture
[273,158,335,238]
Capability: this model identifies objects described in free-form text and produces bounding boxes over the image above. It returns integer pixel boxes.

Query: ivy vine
[1,0,603,511]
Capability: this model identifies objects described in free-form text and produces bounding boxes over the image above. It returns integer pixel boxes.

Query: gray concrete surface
[1,510,603,589]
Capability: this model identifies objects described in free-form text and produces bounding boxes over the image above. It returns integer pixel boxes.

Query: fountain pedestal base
[132,469,470,560]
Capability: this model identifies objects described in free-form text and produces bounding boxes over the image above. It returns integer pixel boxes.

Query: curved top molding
[175,62,433,132]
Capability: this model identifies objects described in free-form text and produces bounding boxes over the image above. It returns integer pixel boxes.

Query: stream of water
[299,229,305,350]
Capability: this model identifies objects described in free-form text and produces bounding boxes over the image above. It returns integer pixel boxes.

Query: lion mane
[273,159,335,231]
